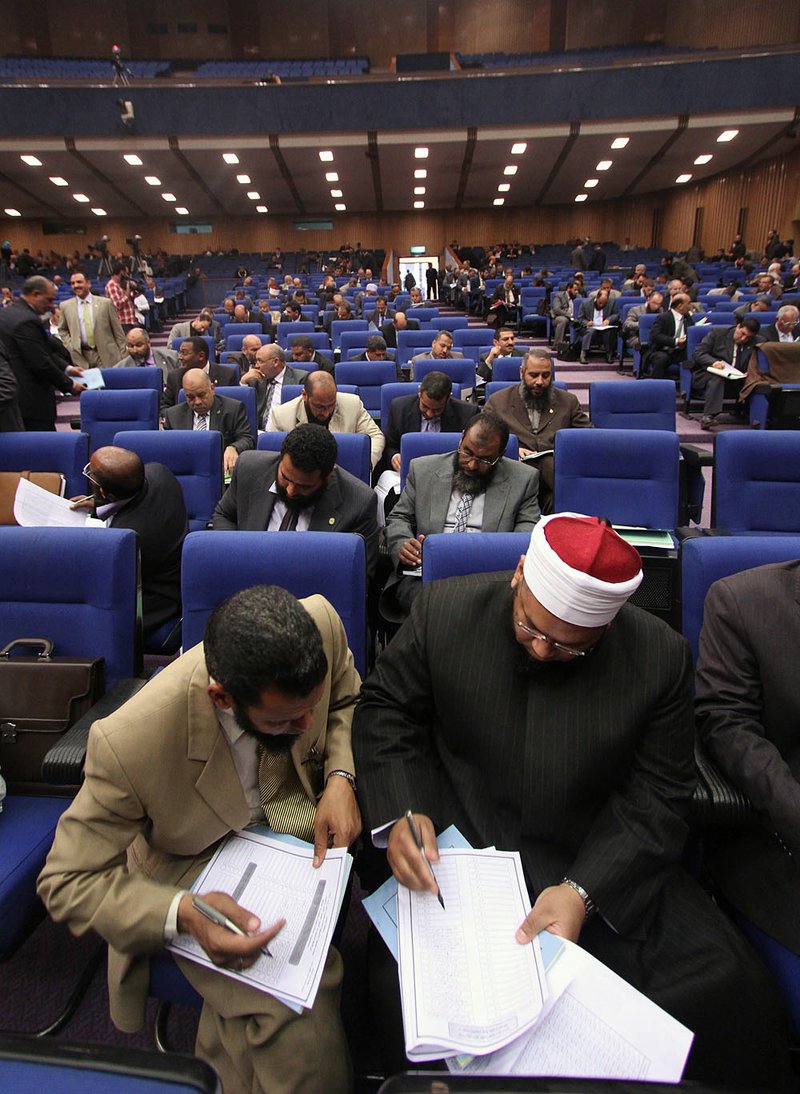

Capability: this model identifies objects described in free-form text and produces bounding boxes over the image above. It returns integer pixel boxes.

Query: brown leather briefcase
[0,471,64,525]
[0,638,104,790]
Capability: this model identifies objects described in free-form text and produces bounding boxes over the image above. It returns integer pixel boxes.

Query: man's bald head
[302,372,337,425]
[90,446,144,500]
[126,327,151,362]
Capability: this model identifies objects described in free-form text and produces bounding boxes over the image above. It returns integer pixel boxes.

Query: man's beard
[233,703,298,755]
[306,411,332,428]
[520,383,551,414]
[451,451,493,496]
[275,476,326,513]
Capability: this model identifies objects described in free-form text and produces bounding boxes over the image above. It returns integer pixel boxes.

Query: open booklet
[168,827,352,1014]
[706,363,746,380]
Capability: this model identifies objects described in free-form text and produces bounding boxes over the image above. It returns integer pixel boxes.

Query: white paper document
[397,848,548,1061]
[448,935,693,1082]
[78,368,106,390]
[706,363,746,380]
[168,829,351,1012]
[13,477,103,528]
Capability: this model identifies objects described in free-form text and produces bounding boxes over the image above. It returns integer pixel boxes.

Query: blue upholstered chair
[589,380,676,431]
[411,358,477,388]
[422,531,531,585]
[257,431,371,485]
[335,361,398,417]
[712,431,800,532]
[80,389,159,454]
[0,432,89,499]
[99,366,163,396]
[395,330,437,367]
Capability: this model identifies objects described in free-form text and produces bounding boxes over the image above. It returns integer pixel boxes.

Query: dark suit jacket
[381,319,420,349]
[485,383,591,451]
[310,351,335,375]
[0,299,73,424]
[757,324,799,345]
[0,345,23,431]
[576,297,619,330]
[109,462,187,634]
[163,362,239,409]
[211,450,379,579]
[382,393,478,469]
[163,394,254,454]
[691,326,756,374]
[650,310,694,355]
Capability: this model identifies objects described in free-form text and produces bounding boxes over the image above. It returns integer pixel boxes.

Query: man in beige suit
[39,585,360,1094]
[269,370,385,470]
[57,270,128,369]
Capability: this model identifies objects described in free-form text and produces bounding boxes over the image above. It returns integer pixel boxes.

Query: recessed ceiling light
[162,193,176,202]
[255,205,268,213]
[325,172,339,182]
[20,155,42,167]
[330,189,343,198]
[493,198,505,206]
[675,174,692,184]
[584,178,599,188]
[717,129,738,142]
[413,201,424,209]
[144,176,160,186]
[246,191,260,200]
[511,142,527,155]
[414,186,426,195]
[596,160,612,171]
[4,209,21,217]
[223,153,239,164]
[124,154,142,166]
[72,193,90,203]
[414,169,427,179]
[49,176,68,186]
[91,208,107,216]
[175,207,189,214]
[319,150,334,162]
[611,137,629,149]
[497,183,510,192]
[503,165,518,176]
[575,193,588,203]
[694,154,713,165]
[236,174,251,184]
[334,203,347,211]
[414,147,429,159]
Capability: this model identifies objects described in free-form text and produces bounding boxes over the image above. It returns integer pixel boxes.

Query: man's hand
[71,382,87,394]
[67,365,85,376]
[711,360,728,370]
[69,495,95,511]
[177,890,285,969]
[391,453,401,472]
[312,775,361,867]
[387,812,439,894]
[515,882,586,946]
[398,536,423,567]
[519,447,534,459]
[240,368,260,384]
[223,446,239,475]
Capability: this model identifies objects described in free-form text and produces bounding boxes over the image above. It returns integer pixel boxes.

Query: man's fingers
[515,909,538,944]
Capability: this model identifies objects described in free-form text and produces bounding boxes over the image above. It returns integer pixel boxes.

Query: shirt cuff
[164,890,186,942]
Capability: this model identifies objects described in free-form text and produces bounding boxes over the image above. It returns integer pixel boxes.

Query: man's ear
[510,555,526,590]
[207,681,233,711]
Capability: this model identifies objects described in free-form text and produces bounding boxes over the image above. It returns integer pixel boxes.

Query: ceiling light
[503,165,518,176]
[223,153,239,164]
[334,203,347,211]
[91,208,107,216]
[414,169,427,179]
[325,172,339,182]
[414,186,426,195]
[497,183,510,192]
[414,147,429,159]
[584,178,599,188]
[49,176,68,186]
[4,209,21,217]
[611,137,629,149]
[161,193,176,202]
[575,193,588,203]
[675,174,692,183]
[717,129,738,142]
[694,154,713,165]
[319,150,334,162]
[72,193,90,203]
[413,201,424,209]
[144,176,160,185]
[596,160,612,171]
[246,191,260,200]
[175,207,189,214]
[330,189,343,198]
[20,155,42,167]
[255,205,268,213]
[511,142,527,155]
[493,198,505,206]
[124,154,143,165]
[236,174,251,184]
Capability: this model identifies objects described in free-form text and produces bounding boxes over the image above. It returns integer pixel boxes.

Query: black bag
[0,638,104,790]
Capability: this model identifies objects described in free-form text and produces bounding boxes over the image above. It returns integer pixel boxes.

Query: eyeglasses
[513,616,598,657]
[82,462,101,487]
[457,442,500,469]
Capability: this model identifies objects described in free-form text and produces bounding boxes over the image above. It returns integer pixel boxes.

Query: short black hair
[204,585,328,706]
[111,261,126,276]
[281,423,337,476]
[181,336,209,360]
[740,315,761,335]
[365,335,386,352]
[466,409,509,452]
[420,371,452,400]
[291,335,313,351]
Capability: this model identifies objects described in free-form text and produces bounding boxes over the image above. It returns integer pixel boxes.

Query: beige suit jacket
[58,294,128,368]
[269,391,385,469]
[38,595,359,1032]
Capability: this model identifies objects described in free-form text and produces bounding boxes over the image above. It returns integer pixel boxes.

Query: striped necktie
[260,380,276,430]
[257,745,316,841]
[194,413,208,431]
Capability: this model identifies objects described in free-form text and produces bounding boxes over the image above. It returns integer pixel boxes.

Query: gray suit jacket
[385,451,540,567]
[211,450,379,579]
[58,294,128,368]
[113,348,178,384]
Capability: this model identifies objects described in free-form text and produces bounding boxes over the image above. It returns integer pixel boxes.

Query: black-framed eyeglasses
[457,442,500,468]
[82,462,101,487]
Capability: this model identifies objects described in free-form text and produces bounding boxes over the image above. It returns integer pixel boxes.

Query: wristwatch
[327,769,357,793]
[561,876,597,919]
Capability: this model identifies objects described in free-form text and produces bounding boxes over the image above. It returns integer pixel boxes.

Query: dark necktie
[261,380,276,429]
[279,506,299,532]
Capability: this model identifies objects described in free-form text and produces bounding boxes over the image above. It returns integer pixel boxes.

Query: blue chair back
[258,431,371,484]
[225,333,270,353]
[453,329,495,353]
[411,358,476,388]
[80,389,160,454]
[331,319,368,352]
[113,430,223,533]
[406,308,440,325]
[177,385,257,438]
[339,331,373,358]
[422,532,531,585]
[0,432,88,498]
[0,527,140,687]
[276,322,315,348]
[335,361,398,415]
[432,316,469,333]
[169,334,215,361]
[491,357,528,382]
[381,381,462,425]
[221,322,262,340]
[589,380,676,431]
[99,367,163,395]
[554,429,680,529]
[400,432,519,489]
[396,330,438,366]
[713,432,800,532]
[180,531,368,677]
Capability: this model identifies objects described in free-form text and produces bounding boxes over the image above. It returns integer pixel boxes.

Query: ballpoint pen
[192,895,273,957]
[405,810,445,909]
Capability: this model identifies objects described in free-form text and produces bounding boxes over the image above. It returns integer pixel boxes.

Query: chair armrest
[679,443,714,469]
[690,742,755,832]
[42,677,149,784]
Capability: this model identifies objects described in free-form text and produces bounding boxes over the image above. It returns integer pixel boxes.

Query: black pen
[405,810,445,909]
[191,895,273,957]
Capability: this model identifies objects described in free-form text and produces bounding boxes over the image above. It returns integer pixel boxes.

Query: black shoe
[580,353,587,364]
[701,415,718,431]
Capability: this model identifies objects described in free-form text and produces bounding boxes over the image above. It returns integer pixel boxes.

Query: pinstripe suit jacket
[354,571,695,938]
